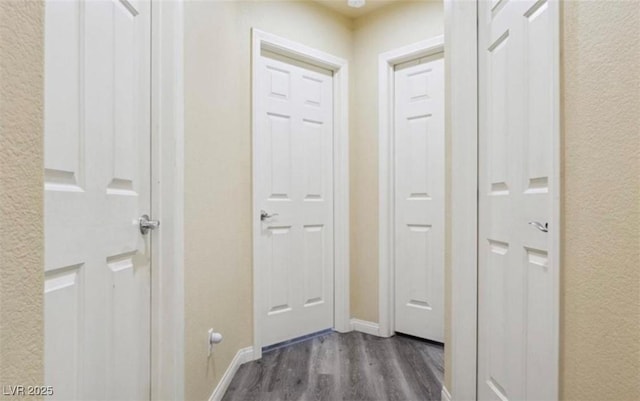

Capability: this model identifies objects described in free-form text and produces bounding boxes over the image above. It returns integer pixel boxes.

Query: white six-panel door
[44,1,151,399]
[478,0,558,399]
[255,51,335,347]
[393,54,445,342]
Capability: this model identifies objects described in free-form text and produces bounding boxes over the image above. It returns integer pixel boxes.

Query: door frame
[251,29,350,360]
[150,1,185,399]
[445,0,561,399]
[378,36,445,338]
[445,1,478,398]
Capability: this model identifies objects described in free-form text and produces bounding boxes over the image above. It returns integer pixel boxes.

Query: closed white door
[393,54,445,343]
[478,0,558,400]
[255,50,334,347]
[44,1,151,400]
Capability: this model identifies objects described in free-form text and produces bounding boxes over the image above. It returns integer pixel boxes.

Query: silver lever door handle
[260,210,279,221]
[528,221,548,233]
[139,214,160,235]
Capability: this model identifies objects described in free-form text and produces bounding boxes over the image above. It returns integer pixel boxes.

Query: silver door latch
[260,210,279,221]
[139,214,160,235]
[528,221,548,233]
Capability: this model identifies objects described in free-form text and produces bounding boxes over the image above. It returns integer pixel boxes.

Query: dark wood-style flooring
[222,331,444,401]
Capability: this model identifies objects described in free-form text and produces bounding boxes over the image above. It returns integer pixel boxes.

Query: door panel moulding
[251,28,350,360]
[445,1,560,399]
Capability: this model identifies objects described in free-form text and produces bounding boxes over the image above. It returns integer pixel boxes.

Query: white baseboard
[441,385,452,401]
[350,318,381,336]
[208,346,255,401]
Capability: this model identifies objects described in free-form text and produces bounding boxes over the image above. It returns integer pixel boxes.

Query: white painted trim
[549,1,562,398]
[251,29,350,360]
[350,319,381,337]
[208,347,256,401]
[445,1,478,399]
[378,36,445,338]
[150,1,185,400]
[441,386,452,401]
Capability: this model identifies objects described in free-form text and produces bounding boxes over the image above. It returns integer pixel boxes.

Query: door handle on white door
[528,221,548,233]
[260,210,279,221]
[139,214,160,235]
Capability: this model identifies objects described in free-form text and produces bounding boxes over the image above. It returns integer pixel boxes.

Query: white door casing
[44,0,151,399]
[478,0,560,400]
[445,0,479,397]
[255,50,335,347]
[393,54,445,342]
[378,36,444,339]
[150,1,185,398]
[251,29,349,359]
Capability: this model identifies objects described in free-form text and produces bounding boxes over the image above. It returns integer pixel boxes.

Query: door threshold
[262,328,334,354]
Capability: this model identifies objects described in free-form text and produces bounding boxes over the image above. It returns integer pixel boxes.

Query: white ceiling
[313,0,428,19]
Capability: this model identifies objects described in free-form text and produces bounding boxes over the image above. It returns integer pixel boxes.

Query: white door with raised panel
[478,0,559,400]
[393,54,445,342]
[44,1,151,400]
[255,50,334,347]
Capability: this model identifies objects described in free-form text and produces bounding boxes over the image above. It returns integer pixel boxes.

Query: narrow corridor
[223,331,444,401]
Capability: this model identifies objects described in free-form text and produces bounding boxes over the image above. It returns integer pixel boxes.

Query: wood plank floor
[222,331,444,401]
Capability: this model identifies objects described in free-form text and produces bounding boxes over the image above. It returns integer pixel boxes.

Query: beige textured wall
[183,1,352,399]
[350,0,444,323]
[560,1,640,400]
[0,0,45,397]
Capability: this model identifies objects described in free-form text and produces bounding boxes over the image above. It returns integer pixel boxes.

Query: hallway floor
[222,331,444,401]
